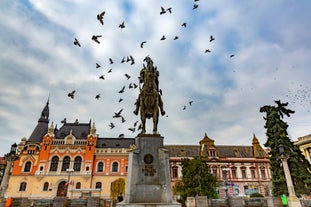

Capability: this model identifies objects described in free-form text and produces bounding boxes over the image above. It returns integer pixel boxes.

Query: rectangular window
[242,169,247,179]
[261,169,266,179]
[231,169,237,179]
[172,168,178,178]
[251,169,256,178]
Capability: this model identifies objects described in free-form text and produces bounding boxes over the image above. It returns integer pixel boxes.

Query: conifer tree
[260,100,311,196]
[173,156,218,202]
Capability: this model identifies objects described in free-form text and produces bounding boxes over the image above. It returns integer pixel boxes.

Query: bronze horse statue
[134,57,165,134]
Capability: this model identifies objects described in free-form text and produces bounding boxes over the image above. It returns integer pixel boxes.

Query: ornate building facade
[167,134,271,198]
[295,134,311,163]
[2,101,271,200]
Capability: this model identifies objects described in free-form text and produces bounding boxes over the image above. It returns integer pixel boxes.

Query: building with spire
[3,101,271,201]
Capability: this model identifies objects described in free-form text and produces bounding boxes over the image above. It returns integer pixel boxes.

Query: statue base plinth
[118,135,180,207]
[117,202,181,207]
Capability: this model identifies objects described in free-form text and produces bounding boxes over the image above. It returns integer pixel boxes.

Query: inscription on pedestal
[143,154,156,176]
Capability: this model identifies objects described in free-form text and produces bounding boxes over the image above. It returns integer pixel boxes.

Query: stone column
[305,147,311,163]
[279,155,302,207]
[0,159,13,197]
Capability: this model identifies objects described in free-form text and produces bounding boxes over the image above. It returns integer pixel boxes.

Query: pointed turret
[28,99,50,142]
[252,134,267,157]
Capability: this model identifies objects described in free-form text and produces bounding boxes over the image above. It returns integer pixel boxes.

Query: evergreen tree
[260,100,311,196]
[173,156,218,202]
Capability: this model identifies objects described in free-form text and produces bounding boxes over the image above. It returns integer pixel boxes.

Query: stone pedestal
[117,134,180,207]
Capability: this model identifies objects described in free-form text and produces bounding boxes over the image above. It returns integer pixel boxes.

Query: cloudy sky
[1,0,311,156]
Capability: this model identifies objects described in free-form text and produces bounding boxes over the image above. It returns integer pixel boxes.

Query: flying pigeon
[210,35,215,42]
[140,41,147,48]
[97,11,105,25]
[73,38,81,47]
[109,122,115,129]
[68,90,75,99]
[119,21,125,29]
[118,86,125,93]
[160,7,166,15]
[125,74,131,80]
[92,35,102,44]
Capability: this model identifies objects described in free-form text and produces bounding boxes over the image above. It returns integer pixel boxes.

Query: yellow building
[295,134,311,163]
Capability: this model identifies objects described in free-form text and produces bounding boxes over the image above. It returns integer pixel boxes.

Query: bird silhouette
[61,118,67,124]
[92,35,102,44]
[109,122,115,129]
[125,74,131,80]
[167,8,172,13]
[99,75,105,80]
[133,121,139,127]
[181,22,187,27]
[119,21,125,29]
[107,68,112,73]
[174,36,179,40]
[189,101,193,106]
[109,58,114,64]
[128,127,135,133]
[118,134,124,138]
[160,7,166,15]
[121,57,125,63]
[210,35,215,42]
[133,83,138,88]
[96,63,101,68]
[121,116,126,123]
[230,54,235,58]
[140,41,147,48]
[95,94,100,99]
[183,105,186,110]
[73,38,81,47]
[193,4,199,9]
[97,11,105,25]
[113,109,123,118]
[68,90,75,99]
[118,86,125,93]
[118,98,123,103]
[160,35,166,40]
[205,49,211,53]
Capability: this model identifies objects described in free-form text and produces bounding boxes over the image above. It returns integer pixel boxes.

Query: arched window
[95,182,102,189]
[97,162,104,172]
[61,156,71,171]
[24,161,32,172]
[19,182,27,191]
[76,182,81,189]
[73,156,82,171]
[50,156,59,171]
[43,182,49,191]
[112,162,119,172]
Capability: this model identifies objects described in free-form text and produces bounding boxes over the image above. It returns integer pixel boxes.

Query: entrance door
[57,181,68,197]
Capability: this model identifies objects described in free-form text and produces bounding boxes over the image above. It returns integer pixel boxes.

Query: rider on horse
[133,56,165,116]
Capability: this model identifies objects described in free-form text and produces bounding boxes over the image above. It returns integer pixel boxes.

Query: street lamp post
[66,168,74,198]
[278,144,302,207]
[0,143,18,197]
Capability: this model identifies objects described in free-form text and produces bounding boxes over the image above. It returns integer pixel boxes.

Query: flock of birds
[66,1,212,135]
[62,0,256,137]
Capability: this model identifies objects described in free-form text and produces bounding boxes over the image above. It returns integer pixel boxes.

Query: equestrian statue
[133,56,165,134]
